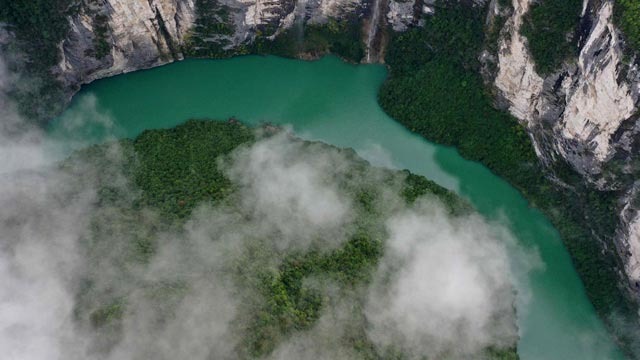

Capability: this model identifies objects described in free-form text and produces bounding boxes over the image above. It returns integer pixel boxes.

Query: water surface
[51,55,624,359]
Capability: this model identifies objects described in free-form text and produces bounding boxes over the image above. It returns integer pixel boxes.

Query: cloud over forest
[0,58,525,360]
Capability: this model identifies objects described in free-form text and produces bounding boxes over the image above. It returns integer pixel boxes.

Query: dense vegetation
[0,0,79,120]
[379,0,636,352]
[64,120,515,359]
[91,12,111,59]
[615,0,640,53]
[520,0,582,74]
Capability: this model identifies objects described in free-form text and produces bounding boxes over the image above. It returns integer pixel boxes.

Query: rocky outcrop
[55,0,372,95]
[494,0,640,296]
[58,0,196,93]
[496,0,640,174]
[495,0,543,123]
[561,2,637,164]
[386,0,416,32]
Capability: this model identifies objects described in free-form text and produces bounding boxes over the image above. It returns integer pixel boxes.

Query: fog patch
[223,133,353,252]
[366,199,518,358]
[66,133,366,359]
[103,212,240,360]
[0,168,97,360]
[0,56,48,173]
[267,300,363,360]
[0,56,95,359]
[50,94,119,155]
[357,142,397,169]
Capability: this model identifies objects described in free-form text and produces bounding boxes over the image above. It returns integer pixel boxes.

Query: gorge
[2,0,640,358]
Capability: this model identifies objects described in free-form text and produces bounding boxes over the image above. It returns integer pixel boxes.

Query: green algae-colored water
[50,55,625,359]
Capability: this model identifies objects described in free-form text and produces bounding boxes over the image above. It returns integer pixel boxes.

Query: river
[49,55,625,359]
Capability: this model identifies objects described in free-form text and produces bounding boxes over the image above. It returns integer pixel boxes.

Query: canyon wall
[54,0,368,93]
[494,0,640,295]
[58,0,196,89]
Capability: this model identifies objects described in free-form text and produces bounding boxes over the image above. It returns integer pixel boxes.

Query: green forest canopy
[616,0,640,53]
[62,119,517,359]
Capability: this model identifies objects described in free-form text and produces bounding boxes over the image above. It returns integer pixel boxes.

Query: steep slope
[493,0,640,299]
[59,0,196,87]
[56,0,371,88]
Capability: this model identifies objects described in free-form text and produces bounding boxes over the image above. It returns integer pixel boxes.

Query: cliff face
[494,0,640,294]
[496,0,639,178]
[58,0,196,91]
[53,0,450,89]
[14,0,640,297]
[55,0,369,93]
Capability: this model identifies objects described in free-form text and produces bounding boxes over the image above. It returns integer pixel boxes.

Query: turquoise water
[50,55,625,359]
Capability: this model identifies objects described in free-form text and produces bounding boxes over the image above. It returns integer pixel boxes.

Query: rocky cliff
[49,0,439,91]
[493,0,640,296]
[54,0,370,94]
[58,0,196,88]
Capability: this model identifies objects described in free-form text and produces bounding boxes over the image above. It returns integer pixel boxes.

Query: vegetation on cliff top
[520,0,582,74]
[0,0,79,120]
[520,0,640,71]
[185,0,363,62]
[252,17,365,63]
[615,0,640,54]
[520,0,582,75]
[0,0,75,67]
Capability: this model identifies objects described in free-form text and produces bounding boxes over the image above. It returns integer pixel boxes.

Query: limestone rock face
[57,0,367,93]
[496,0,639,178]
[495,0,543,122]
[59,0,196,91]
[386,0,416,32]
[561,3,636,163]
[494,0,640,295]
